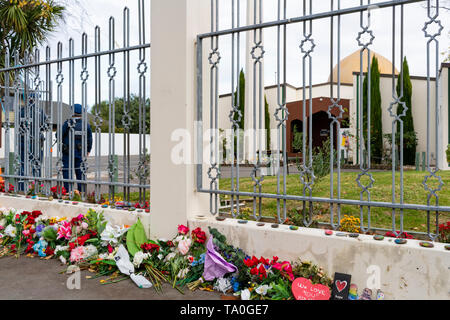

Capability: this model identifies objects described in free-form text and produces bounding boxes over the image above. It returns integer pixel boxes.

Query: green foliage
[0,0,64,56]
[233,69,245,130]
[133,219,148,249]
[396,57,417,165]
[362,56,383,164]
[267,278,293,300]
[292,259,332,287]
[295,136,337,186]
[265,95,271,151]
[43,226,57,242]
[85,209,107,235]
[447,145,450,165]
[92,95,151,134]
[125,223,139,257]
[291,124,303,153]
[0,0,64,85]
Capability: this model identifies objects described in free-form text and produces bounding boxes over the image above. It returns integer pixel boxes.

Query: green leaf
[43,226,57,242]
[126,223,140,257]
[133,219,148,249]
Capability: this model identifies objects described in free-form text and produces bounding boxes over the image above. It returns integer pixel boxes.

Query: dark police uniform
[61,104,93,193]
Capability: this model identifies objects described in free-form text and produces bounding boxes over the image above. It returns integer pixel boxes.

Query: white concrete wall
[190,216,450,300]
[0,129,150,158]
[0,195,144,227]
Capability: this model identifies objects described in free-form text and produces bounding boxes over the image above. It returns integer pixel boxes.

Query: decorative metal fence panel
[0,0,150,205]
[196,0,448,240]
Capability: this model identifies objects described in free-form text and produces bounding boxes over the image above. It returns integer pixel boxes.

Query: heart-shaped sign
[291,277,331,300]
[336,280,347,292]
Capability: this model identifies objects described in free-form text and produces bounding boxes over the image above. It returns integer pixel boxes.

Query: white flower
[83,245,98,259]
[4,225,16,238]
[0,218,6,227]
[59,255,67,265]
[99,253,109,260]
[164,252,177,262]
[177,268,189,278]
[133,251,149,268]
[157,254,163,260]
[0,233,3,239]
[255,285,271,296]
[240,289,251,300]
[100,224,129,244]
[214,278,232,294]
[55,245,69,255]
[35,215,49,224]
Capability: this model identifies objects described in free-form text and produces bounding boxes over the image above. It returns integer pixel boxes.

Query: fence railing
[0,0,150,206]
[196,0,448,240]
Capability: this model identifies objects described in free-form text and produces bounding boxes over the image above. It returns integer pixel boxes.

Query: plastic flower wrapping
[0,208,335,300]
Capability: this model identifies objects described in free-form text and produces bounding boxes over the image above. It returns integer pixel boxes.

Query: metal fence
[0,0,150,205]
[196,0,448,240]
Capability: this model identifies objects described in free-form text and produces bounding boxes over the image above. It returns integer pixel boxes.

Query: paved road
[0,256,222,300]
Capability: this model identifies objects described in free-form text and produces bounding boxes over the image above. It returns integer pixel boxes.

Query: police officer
[19,93,47,191]
[61,103,93,193]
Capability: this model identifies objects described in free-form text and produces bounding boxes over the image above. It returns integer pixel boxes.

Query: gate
[196,0,448,240]
[0,0,150,205]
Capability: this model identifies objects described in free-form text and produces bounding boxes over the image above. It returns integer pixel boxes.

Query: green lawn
[219,170,450,233]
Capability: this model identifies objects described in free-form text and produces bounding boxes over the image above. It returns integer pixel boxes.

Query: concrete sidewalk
[0,256,222,300]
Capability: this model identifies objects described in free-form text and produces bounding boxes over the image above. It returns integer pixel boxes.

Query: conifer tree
[362,56,383,164]
[396,57,416,165]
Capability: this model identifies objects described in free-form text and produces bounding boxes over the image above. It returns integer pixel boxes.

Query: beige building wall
[439,65,449,170]
[349,73,444,167]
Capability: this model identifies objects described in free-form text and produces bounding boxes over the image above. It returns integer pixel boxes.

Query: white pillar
[149,0,210,239]
[244,0,265,163]
[439,66,449,170]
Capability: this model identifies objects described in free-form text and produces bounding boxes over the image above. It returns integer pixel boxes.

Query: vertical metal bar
[108,17,117,204]
[80,33,89,199]
[300,0,315,227]
[137,0,148,205]
[94,26,102,203]
[230,0,236,217]
[423,0,442,240]
[69,38,75,197]
[45,46,52,197]
[4,48,10,193]
[56,42,64,198]
[13,51,20,194]
[329,0,343,230]
[123,7,131,205]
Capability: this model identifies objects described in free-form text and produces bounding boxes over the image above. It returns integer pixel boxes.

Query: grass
[219,170,450,233]
[100,191,150,203]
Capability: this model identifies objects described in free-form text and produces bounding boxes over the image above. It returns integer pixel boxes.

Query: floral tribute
[0,207,333,299]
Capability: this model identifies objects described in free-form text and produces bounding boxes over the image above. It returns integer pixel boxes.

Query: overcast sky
[38,0,449,107]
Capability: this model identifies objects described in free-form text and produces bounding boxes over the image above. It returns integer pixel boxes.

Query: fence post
[422,152,426,171]
[8,152,14,186]
[415,152,419,171]
[148,0,210,239]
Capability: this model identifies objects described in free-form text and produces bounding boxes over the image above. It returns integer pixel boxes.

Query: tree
[0,0,64,85]
[93,95,150,134]
[396,57,417,166]
[233,69,245,130]
[232,69,245,160]
[362,56,383,164]
[264,95,270,151]
[0,0,64,57]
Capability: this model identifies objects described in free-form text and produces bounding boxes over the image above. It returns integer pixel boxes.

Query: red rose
[45,247,55,256]
[250,267,258,275]
[107,244,113,254]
